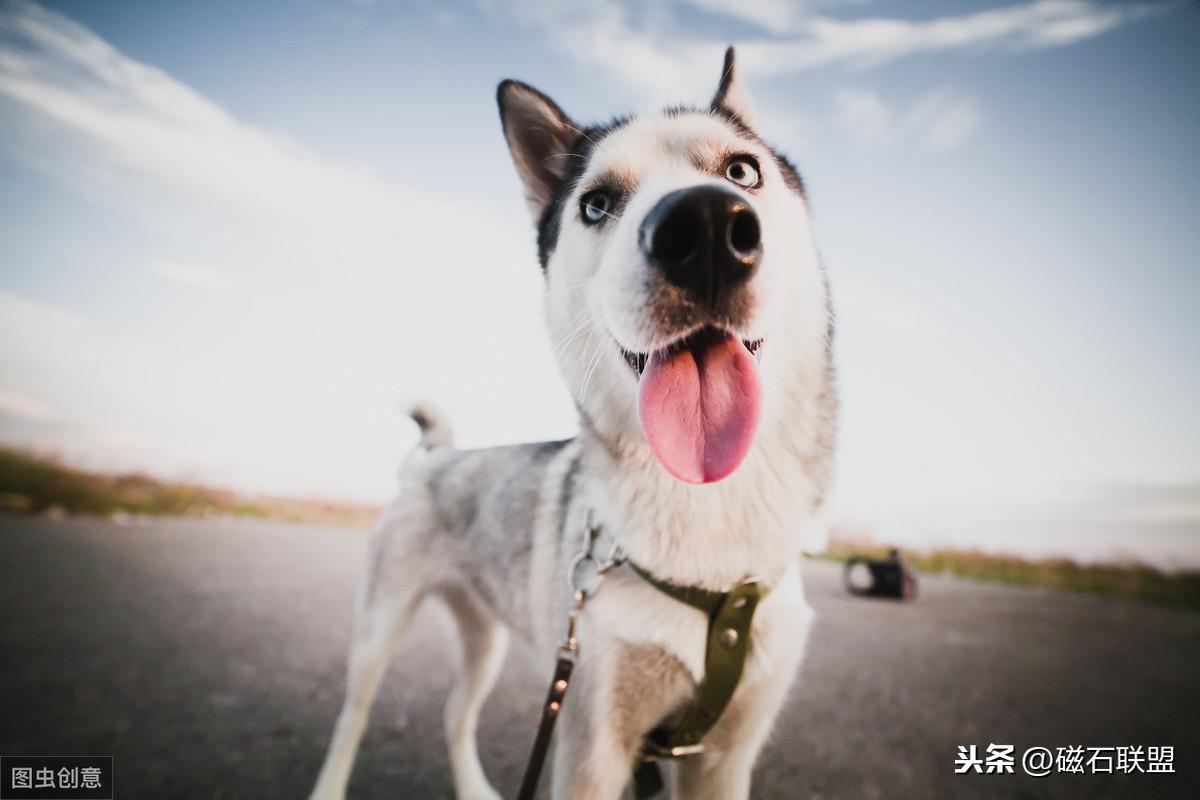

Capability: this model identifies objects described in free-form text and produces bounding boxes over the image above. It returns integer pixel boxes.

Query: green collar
[626,561,771,798]
[627,561,755,615]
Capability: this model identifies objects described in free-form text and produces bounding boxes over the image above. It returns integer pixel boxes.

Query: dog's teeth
[744,338,764,363]
[623,349,643,374]
[620,348,649,376]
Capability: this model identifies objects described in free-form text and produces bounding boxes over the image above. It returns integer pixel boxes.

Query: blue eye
[725,157,760,188]
[581,190,612,225]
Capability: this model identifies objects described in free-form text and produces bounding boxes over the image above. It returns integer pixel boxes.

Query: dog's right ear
[711,46,756,128]
[497,80,580,222]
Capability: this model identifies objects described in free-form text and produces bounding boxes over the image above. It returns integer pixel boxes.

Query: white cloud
[0,291,173,467]
[1023,3,1133,46]
[832,87,894,146]
[742,0,1166,74]
[908,90,983,149]
[154,261,241,293]
[499,0,719,105]
[0,3,375,228]
[0,1,578,500]
[0,387,60,422]
[834,87,982,149]
[683,0,809,35]
[498,0,1166,103]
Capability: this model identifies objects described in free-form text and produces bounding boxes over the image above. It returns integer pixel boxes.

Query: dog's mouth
[619,327,764,485]
[620,334,764,377]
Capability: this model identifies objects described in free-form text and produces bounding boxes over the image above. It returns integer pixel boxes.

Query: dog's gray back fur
[377,438,579,645]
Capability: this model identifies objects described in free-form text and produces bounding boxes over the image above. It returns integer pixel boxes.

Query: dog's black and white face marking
[499,49,829,483]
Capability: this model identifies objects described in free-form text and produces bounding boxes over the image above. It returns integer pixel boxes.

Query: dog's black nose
[639,186,761,308]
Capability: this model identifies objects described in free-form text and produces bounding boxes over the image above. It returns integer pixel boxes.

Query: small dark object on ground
[844,549,918,600]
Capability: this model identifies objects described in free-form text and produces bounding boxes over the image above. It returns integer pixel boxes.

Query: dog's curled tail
[408,402,454,449]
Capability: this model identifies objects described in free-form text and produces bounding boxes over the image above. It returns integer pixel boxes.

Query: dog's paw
[458,786,501,800]
[307,790,344,800]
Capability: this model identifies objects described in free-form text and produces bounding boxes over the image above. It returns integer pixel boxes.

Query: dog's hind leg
[309,587,421,800]
[439,585,509,800]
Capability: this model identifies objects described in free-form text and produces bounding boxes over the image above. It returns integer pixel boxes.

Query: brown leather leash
[515,592,582,800]
[516,517,623,800]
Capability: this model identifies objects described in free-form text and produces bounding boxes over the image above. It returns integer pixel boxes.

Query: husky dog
[310,47,835,800]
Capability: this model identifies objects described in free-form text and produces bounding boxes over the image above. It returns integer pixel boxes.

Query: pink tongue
[637,330,762,484]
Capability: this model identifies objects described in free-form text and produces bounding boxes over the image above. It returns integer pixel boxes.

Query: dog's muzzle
[639,186,761,311]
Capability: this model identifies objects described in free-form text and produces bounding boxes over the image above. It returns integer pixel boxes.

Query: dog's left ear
[711,46,756,128]
[497,80,580,223]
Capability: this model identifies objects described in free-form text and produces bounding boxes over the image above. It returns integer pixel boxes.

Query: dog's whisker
[555,304,592,336]
[577,336,600,397]
[556,304,590,332]
[558,315,594,348]
[578,334,607,405]
[590,205,623,224]
[553,315,596,358]
[579,355,602,406]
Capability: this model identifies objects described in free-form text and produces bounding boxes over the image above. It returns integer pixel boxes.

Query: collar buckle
[639,740,706,762]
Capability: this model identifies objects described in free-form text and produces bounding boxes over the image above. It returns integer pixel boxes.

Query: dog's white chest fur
[589,562,811,685]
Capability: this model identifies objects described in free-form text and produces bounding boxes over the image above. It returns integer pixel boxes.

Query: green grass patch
[0,447,380,528]
[821,540,1200,611]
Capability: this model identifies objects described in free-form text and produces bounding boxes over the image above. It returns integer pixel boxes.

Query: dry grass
[0,447,381,529]
[4,447,1196,609]
[822,539,1200,611]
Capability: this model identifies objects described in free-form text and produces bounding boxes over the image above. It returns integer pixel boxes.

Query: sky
[1,0,1198,567]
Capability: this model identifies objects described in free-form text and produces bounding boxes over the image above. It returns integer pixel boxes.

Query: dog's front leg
[671,671,797,799]
[548,660,638,800]
[549,639,694,800]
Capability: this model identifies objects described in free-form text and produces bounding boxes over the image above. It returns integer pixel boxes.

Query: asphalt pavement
[1,514,1197,799]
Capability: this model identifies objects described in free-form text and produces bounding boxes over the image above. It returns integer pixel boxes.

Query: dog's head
[498,48,829,485]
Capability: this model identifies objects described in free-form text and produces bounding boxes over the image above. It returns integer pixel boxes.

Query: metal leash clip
[517,510,625,800]
[566,509,626,603]
[561,510,625,658]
